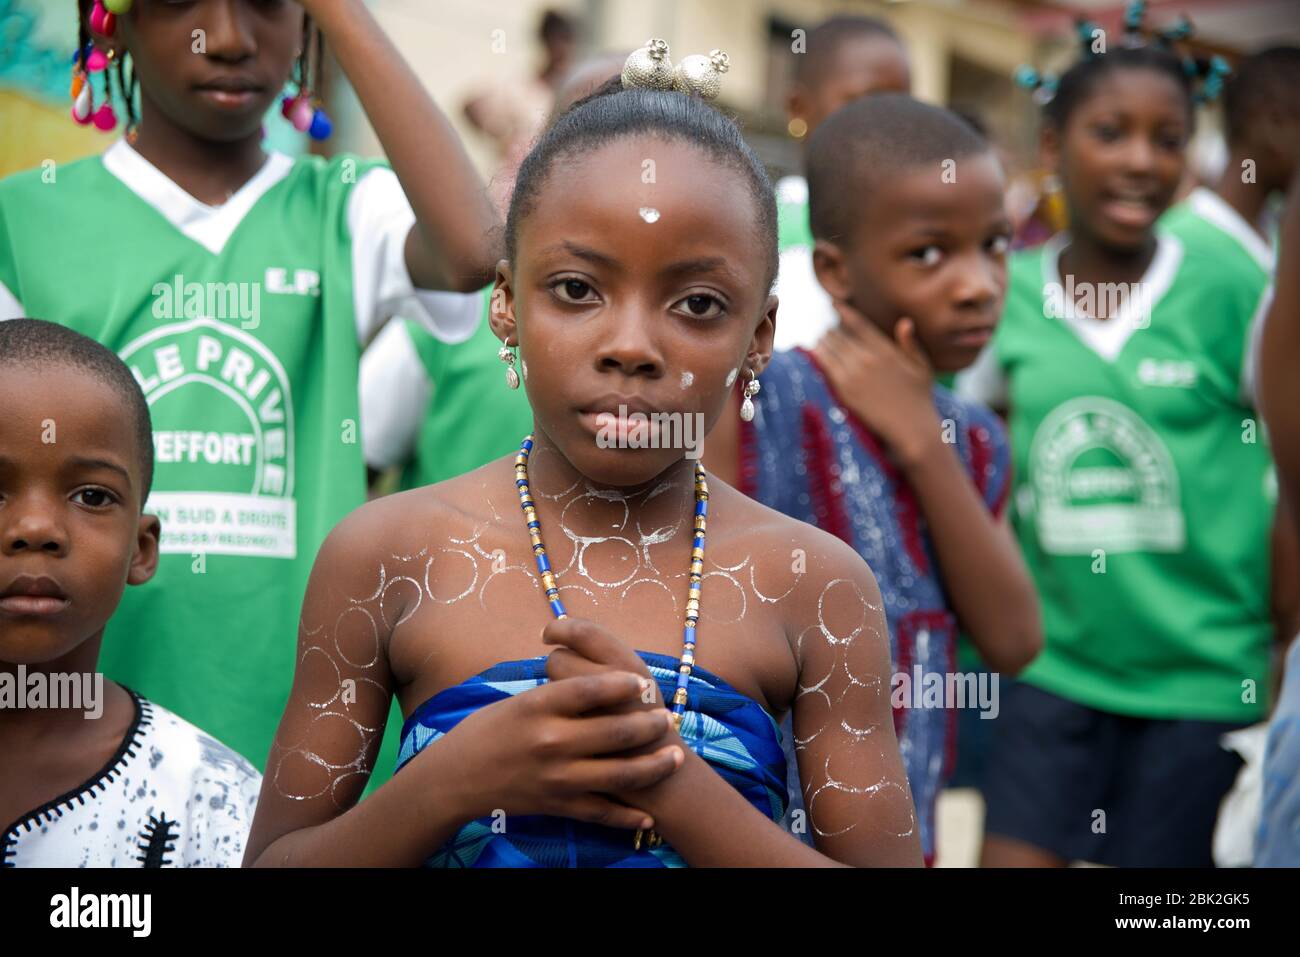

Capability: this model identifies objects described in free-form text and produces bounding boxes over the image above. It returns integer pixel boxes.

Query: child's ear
[745,294,778,377]
[812,239,852,302]
[487,259,518,347]
[127,514,160,587]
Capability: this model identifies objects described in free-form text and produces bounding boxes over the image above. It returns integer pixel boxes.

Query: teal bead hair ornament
[1014,64,1057,106]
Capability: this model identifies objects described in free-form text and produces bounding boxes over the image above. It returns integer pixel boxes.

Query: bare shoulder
[707,478,884,636]
[314,457,513,579]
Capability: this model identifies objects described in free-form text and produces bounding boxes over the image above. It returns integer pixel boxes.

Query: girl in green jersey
[967,19,1286,866]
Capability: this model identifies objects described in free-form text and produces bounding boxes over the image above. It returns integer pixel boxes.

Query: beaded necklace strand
[513,434,710,849]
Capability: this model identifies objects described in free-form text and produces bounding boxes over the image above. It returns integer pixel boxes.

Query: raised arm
[813,308,1042,674]
[305,0,501,291]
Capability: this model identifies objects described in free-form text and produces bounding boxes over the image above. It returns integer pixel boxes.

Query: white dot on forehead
[638,207,660,224]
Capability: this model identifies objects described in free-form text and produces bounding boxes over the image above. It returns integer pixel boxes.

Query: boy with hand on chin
[706,95,1042,864]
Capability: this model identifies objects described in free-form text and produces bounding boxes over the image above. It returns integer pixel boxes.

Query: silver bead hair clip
[621,39,731,101]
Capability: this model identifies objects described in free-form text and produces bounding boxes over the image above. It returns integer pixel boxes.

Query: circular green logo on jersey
[120,318,296,558]
[1026,396,1185,554]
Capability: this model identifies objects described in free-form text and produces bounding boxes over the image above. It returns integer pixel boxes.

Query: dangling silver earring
[739,368,760,421]
[499,344,520,390]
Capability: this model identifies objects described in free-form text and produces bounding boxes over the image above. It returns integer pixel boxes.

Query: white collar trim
[1186,186,1275,272]
[1040,230,1183,362]
[101,139,294,256]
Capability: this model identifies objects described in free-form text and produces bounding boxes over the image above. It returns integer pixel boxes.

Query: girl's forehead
[521,137,766,269]
[554,134,730,183]
[1082,68,1187,113]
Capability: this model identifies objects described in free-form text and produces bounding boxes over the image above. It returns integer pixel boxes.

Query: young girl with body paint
[244,58,922,868]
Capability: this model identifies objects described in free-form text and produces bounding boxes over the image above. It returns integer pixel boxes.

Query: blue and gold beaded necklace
[514,434,709,849]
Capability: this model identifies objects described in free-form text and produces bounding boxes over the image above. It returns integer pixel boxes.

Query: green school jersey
[992,230,1274,721]
[1162,185,1275,281]
[776,174,813,253]
[0,142,477,774]
[399,289,534,490]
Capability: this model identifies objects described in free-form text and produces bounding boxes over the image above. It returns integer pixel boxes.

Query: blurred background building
[4,0,1300,182]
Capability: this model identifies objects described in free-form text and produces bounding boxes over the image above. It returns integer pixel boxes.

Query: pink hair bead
[92,103,117,131]
[289,97,314,132]
[86,48,108,72]
[89,1,106,33]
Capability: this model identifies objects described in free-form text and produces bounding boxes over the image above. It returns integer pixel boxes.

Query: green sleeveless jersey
[989,228,1273,720]
[397,289,533,491]
[0,142,478,772]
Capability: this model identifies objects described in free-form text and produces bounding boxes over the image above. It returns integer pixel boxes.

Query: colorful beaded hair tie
[89,0,130,40]
[281,17,332,140]
[1014,2,1229,109]
[1014,64,1058,106]
[72,1,139,138]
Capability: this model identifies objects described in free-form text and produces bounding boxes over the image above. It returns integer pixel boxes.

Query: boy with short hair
[708,95,1042,863]
[0,319,260,867]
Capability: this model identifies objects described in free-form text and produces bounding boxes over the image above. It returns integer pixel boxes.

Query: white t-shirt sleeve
[0,280,24,319]
[147,702,264,868]
[347,167,483,348]
[772,246,838,352]
[360,319,434,471]
[955,342,1009,411]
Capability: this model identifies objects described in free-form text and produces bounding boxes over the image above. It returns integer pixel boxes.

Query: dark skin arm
[1260,167,1300,688]
[305,0,500,292]
[242,506,684,867]
[1271,494,1300,704]
[544,532,924,867]
[811,302,1042,675]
